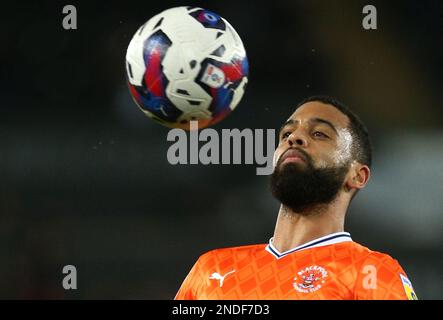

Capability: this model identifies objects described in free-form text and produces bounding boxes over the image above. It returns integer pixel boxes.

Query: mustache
[277,147,312,167]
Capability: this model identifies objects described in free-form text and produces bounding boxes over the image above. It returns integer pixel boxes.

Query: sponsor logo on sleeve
[400,274,418,300]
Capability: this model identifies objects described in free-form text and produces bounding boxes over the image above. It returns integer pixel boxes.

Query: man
[175,96,417,300]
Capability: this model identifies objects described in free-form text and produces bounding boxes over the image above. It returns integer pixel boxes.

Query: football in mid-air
[125,6,249,129]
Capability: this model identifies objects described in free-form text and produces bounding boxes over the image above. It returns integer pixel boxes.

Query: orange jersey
[175,232,417,300]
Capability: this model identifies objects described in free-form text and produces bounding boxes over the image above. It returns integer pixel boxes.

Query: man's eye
[313,131,328,138]
[282,132,291,139]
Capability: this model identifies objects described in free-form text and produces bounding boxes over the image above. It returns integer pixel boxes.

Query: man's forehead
[286,101,349,128]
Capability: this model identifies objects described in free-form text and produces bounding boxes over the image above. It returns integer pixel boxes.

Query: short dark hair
[296,95,372,168]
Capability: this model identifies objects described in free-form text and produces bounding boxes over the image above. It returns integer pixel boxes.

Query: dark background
[1,0,442,299]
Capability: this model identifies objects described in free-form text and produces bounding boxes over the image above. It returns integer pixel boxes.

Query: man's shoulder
[348,241,403,268]
[197,243,267,261]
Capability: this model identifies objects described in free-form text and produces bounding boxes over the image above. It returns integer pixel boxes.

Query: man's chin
[277,160,307,172]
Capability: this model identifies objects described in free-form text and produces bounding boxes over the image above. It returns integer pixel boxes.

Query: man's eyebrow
[278,118,338,135]
[310,118,338,135]
[278,119,294,135]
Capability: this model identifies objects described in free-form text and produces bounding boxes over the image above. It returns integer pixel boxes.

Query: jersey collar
[265,232,352,259]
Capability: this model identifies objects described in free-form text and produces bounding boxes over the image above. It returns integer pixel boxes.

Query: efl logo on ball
[200,64,225,88]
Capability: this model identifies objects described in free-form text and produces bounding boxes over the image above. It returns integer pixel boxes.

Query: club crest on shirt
[293,265,328,293]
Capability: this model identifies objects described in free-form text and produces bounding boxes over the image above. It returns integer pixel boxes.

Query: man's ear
[346,162,371,192]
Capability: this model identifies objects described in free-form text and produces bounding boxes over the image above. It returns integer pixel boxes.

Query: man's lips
[280,148,307,165]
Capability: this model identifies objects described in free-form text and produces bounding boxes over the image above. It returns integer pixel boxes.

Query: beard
[270,149,349,214]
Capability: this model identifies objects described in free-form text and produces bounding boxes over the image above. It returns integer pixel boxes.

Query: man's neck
[272,202,346,253]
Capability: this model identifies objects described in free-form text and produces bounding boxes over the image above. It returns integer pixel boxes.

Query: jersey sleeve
[174,256,203,300]
[354,252,418,300]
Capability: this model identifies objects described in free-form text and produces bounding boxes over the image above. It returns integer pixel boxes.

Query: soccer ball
[125,6,249,130]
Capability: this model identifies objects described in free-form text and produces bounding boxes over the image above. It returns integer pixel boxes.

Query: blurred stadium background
[0,0,442,299]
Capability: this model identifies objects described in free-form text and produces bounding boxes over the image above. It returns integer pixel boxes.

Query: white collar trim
[265,232,352,259]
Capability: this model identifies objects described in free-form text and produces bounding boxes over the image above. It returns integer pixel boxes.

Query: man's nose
[287,130,308,147]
